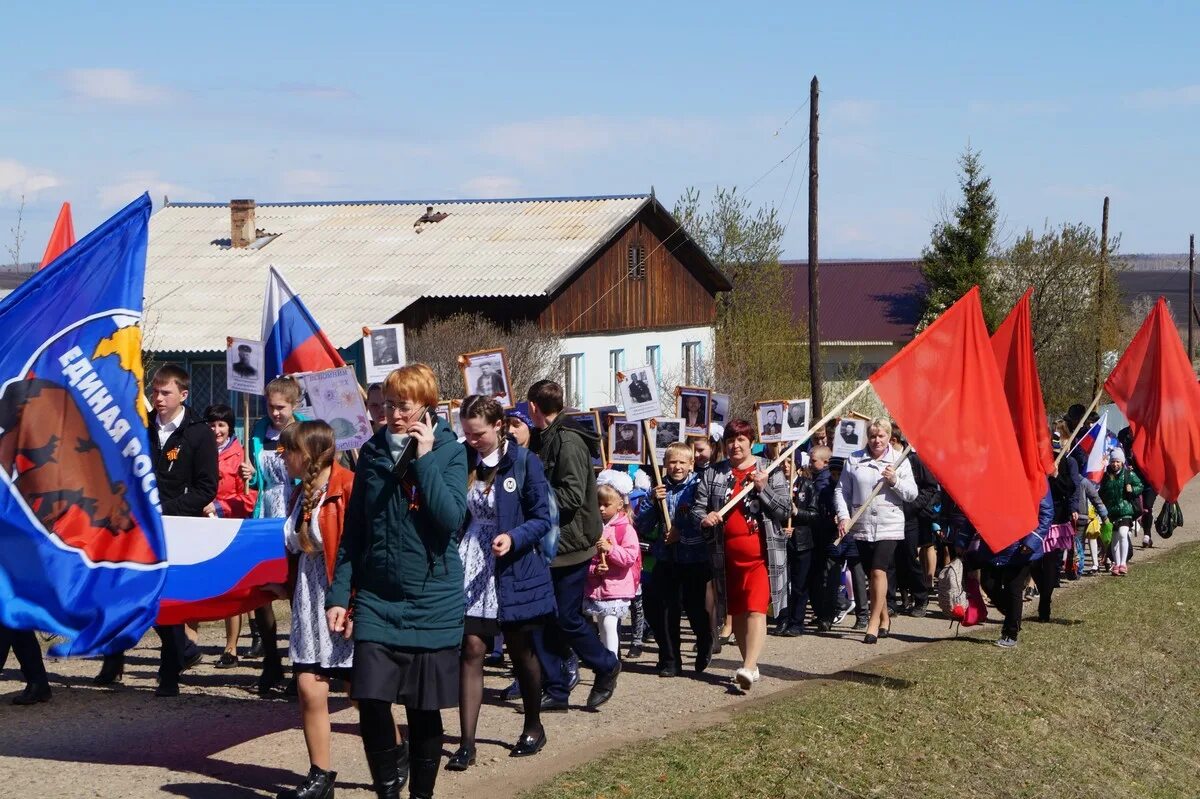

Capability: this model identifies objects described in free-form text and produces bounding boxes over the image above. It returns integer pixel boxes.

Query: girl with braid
[275,420,355,799]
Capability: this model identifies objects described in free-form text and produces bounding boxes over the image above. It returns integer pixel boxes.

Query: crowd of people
[0,363,1173,799]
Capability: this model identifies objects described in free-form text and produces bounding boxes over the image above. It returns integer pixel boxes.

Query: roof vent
[413,205,449,233]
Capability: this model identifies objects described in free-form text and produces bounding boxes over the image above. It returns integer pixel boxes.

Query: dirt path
[2,487,1193,799]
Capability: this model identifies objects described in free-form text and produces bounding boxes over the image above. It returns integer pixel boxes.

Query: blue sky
[2,2,1198,260]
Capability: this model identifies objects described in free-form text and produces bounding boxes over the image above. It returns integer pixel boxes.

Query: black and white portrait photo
[652,417,685,462]
[609,418,645,464]
[781,399,811,442]
[459,348,513,408]
[565,411,605,469]
[226,337,264,395]
[616,364,660,422]
[362,323,406,384]
[756,401,785,444]
[676,387,711,437]
[833,417,868,458]
[710,393,730,425]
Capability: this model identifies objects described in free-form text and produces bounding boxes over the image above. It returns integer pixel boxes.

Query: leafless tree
[6,195,26,268]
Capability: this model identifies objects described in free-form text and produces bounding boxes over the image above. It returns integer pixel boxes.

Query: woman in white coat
[834,418,917,643]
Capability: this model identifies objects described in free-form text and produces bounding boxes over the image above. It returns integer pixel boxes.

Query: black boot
[364,747,402,799]
[94,653,125,686]
[257,655,285,696]
[394,740,409,792]
[277,764,336,799]
[409,756,440,799]
[12,682,52,705]
[248,617,264,659]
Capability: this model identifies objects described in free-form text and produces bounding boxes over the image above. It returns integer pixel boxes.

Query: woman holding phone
[326,364,468,799]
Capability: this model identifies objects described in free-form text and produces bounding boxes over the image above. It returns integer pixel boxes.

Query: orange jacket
[286,462,355,589]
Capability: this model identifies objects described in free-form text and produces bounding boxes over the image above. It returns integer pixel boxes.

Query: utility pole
[807,76,823,418]
[1093,196,1109,396]
[1189,234,1195,364]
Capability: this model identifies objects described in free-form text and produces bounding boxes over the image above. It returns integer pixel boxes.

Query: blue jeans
[534,559,619,701]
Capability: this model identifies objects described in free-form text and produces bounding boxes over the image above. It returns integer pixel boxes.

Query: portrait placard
[226,337,265,396]
[458,348,513,408]
[781,399,811,442]
[305,366,373,451]
[650,417,686,463]
[755,400,786,444]
[833,417,868,458]
[608,414,645,465]
[615,365,660,422]
[676,386,712,438]
[362,324,406,385]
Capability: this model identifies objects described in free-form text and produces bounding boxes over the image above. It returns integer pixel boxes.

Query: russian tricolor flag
[156,516,288,626]
[1074,411,1112,483]
[261,265,346,378]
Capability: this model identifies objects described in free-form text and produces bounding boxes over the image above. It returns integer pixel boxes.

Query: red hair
[723,418,756,443]
[384,363,439,408]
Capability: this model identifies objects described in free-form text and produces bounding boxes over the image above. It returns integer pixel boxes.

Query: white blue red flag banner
[1071,411,1117,482]
[261,264,346,378]
[156,516,287,625]
[0,194,166,656]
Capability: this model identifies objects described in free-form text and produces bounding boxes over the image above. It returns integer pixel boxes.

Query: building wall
[539,217,718,335]
[557,325,714,410]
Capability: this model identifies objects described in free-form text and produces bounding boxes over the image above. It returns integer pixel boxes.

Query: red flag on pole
[39,202,76,269]
[870,287,1039,551]
[1104,297,1200,502]
[991,287,1056,504]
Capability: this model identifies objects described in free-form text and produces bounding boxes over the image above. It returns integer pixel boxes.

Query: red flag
[870,287,1039,551]
[1104,297,1200,502]
[39,202,76,269]
[991,288,1056,504]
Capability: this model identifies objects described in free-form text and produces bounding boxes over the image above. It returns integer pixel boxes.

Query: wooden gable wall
[538,214,718,335]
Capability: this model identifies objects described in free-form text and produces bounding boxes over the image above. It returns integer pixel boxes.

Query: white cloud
[1127,85,1200,109]
[461,175,522,197]
[97,172,212,208]
[0,158,61,199]
[60,68,173,105]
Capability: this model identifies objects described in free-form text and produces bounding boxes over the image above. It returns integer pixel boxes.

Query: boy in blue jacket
[636,442,714,677]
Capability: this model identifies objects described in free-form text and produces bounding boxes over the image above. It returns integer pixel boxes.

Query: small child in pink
[585,470,642,657]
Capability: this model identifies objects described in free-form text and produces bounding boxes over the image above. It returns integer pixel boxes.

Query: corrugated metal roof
[144,195,651,353]
[784,259,926,345]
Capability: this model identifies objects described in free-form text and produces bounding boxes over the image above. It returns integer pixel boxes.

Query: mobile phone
[391,406,436,480]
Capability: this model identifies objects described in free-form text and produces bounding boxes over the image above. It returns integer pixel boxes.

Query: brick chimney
[230,199,256,248]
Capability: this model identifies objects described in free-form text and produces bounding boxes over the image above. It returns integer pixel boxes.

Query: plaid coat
[692,457,791,621]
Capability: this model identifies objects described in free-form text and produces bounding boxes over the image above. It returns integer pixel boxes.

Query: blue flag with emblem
[0,193,167,657]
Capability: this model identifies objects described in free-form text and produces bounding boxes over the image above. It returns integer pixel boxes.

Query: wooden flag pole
[782,457,799,537]
[241,392,251,451]
[717,378,872,518]
[641,419,674,538]
[1054,388,1104,469]
[835,444,912,543]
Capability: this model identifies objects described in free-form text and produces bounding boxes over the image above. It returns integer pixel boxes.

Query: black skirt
[293,661,353,682]
[351,641,460,710]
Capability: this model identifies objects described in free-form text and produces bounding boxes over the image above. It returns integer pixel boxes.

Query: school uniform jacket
[152,407,218,518]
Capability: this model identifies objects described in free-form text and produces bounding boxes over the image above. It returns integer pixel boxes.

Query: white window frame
[560,353,585,408]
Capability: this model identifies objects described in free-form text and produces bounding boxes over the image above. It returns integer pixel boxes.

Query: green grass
[523,544,1200,799]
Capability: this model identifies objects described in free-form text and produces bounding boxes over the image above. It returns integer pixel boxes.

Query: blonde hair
[867,417,893,438]
[384,363,439,408]
[597,483,630,513]
[809,444,832,463]
[280,420,336,555]
[663,442,695,462]
[266,375,302,405]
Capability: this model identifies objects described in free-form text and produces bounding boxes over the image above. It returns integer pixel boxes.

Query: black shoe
[365,746,403,799]
[510,728,547,757]
[394,740,409,793]
[864,634,878,645]
[276,764,336,799]
[626,643,644,660]
[94,653,125,686]
[586,661,621,710]
[879,627,890,639]
[770,619,790,637]
[155,678,180,697]
[908,604,928,618]
[694,641,714,674]
[444,745,475,772]
[182,649,203,672]
[248,634,264,659]
[815,620,833,633]
[852,617,869,630]
[711,636,723,656]
[215,651,239,669]
[539,692,569,712]
[781,623,804,638]
[409,756,439,799]
[12,682,51,705]
[565,657,580,692]
[500,678,522,701]
[258,658,285,695]
[657,662,679,678]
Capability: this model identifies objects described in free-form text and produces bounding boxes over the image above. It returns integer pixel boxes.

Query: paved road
[1,485,1195,799]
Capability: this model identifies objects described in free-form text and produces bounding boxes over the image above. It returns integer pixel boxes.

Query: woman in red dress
[693,420,790,692]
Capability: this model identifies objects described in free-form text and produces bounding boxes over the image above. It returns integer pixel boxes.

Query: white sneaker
[832,600,855,626]
[734,667,760,691]
[995,636,1017,649]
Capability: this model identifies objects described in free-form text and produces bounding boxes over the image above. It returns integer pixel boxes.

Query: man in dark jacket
[95,364,218,696]
[527,380,621,710]
[889,441,938,617]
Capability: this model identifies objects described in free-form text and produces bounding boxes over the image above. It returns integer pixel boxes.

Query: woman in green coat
[326,364,468,799]
[1098,447,1143,577]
